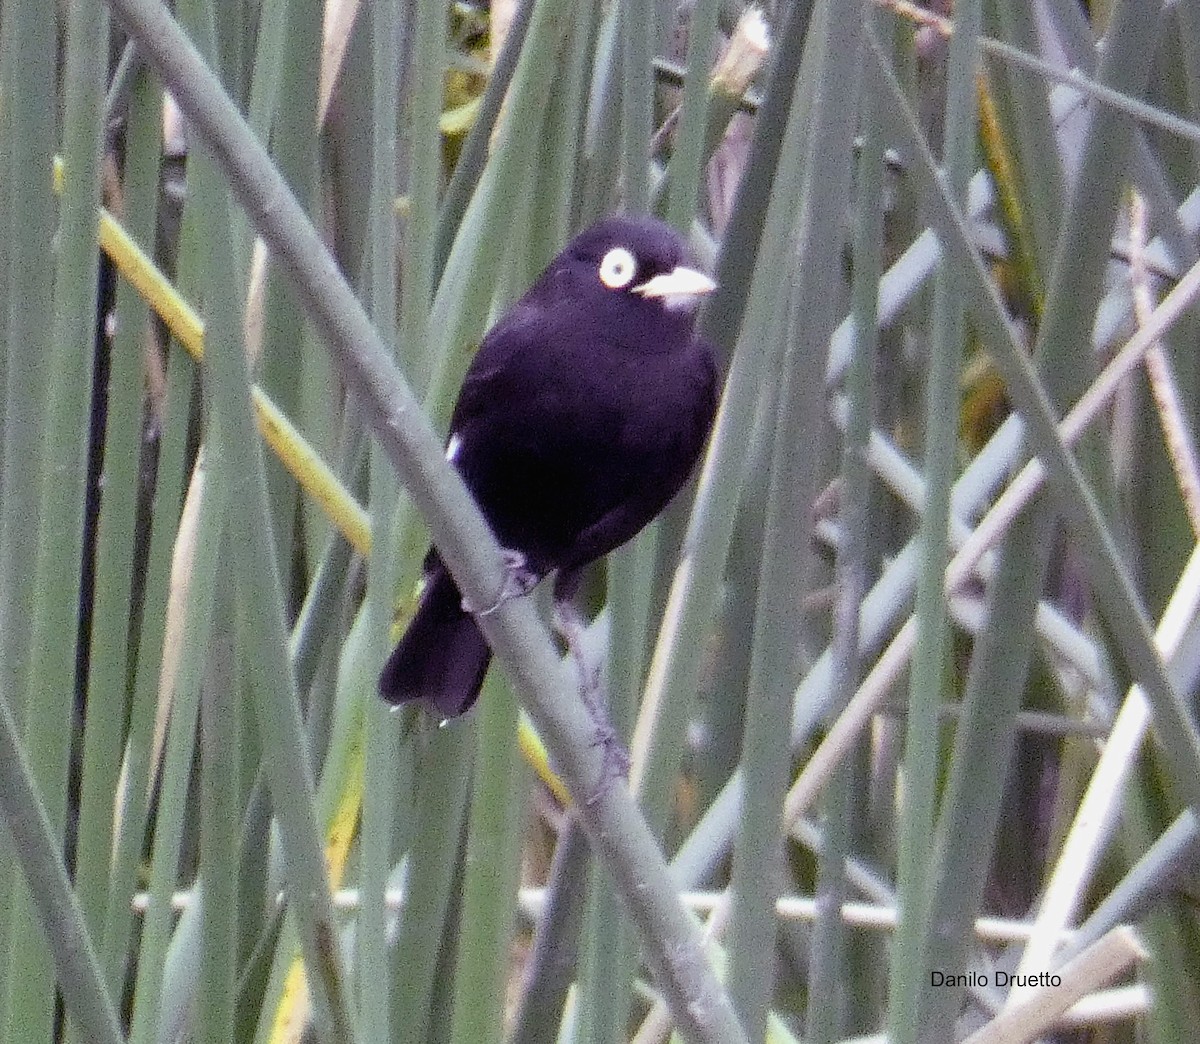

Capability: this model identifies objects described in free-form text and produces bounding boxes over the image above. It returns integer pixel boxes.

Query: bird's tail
[378,566,492,717]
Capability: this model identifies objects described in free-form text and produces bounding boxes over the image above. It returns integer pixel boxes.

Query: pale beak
[632,265,718,311]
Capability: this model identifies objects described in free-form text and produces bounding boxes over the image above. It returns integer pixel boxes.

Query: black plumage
[379,216,719,717]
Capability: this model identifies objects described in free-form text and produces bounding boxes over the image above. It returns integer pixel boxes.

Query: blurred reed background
[1,0,1199,1042]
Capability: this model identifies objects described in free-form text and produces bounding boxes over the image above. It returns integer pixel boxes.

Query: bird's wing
[448,305,546,434]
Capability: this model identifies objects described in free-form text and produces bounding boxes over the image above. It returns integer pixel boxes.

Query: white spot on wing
[446,434,462,462]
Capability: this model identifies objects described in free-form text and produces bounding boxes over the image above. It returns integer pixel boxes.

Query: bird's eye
[598,247,638,289]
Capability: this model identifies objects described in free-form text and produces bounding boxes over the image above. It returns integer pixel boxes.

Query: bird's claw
[463,549,539,616]
[585,721,630,805]
[552,600,630,802]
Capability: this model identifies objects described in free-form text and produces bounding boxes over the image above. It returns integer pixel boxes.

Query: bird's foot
[552,599,630,802]
[463,549,539,616]
[584,717,631,804]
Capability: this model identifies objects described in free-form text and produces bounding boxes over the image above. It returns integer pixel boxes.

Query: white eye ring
[598,246,638,289]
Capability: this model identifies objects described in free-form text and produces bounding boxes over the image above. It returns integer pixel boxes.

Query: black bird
[379,216,719,717]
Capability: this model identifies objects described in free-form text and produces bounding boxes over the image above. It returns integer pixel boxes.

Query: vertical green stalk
[401,0,448,386]
[991,0,1064,270]
[0,0,56,724]
[0,5,16,1015]
[434,0,537,278]
[576,858,639,1044]
[607,540,656,724]
[728,274,805,1044]
[620,0,653,212]
[0,688,123,1044]
[699,0,815,359]
[358,628,405,1044]
[495,159,539,303]
[246,0,290,143]
[529,0,600,261]
[357,0,446,1027]
[578,7,622,224]
[358,0,404,1037]
[259,0,321,577]
[887,0,980,1038]
[183,8,246,1044]
[1121,781,1200,1044]
[508,820,590,1043]
[125,378,211,1044]
[75,60,161,972]
[0,2,10,432]
[390,723,475,1044]
[122,162,208,1044]
[198,505,240,1044]
[1,34,114,1014]
[448,673,525,1044]
[664,0,719,230]
[806,8,884,1041]
[14,0,106,1039]
[99,81,173,1033]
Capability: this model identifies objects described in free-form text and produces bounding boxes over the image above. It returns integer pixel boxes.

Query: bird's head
[539,216,717,351]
